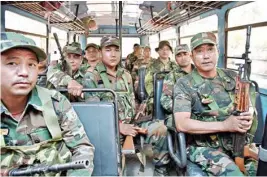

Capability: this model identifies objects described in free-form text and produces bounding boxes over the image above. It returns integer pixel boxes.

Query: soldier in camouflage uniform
[83,36,170,176]
[125,43,140,72]
[145,40,178,115]
[0,32,94,176]
[84,43,100,72]
[173,32,258,176]
[160,44,194,127]
[47,42,86,101]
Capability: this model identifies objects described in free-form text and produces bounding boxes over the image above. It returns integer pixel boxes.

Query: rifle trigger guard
[259,145,267,162]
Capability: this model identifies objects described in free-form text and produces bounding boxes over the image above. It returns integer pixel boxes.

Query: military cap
[1,32,46,62]
[175,44,190,55]
[144,46,151,50]
[100,36,120,48]
[155,40,173,52]
[85,43,99,50]
[65,42,82,55]
[191,32,217,50]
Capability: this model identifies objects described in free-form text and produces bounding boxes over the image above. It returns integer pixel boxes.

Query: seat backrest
[253,92,264,144]
[72,102,120,176]
[153,71,169,120]
[136,67,148,103]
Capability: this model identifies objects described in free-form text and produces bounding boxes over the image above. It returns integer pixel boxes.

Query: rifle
[122,99,151,154]
[232,26,257,172]
[2,159,90,176]
[53,33,72,76]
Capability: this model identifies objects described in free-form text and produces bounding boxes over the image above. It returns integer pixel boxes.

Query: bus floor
[125,155,177,176]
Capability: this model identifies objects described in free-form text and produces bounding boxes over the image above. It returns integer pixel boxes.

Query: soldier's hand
[119,123,138,137]
[223,112,253,133]
[151,121,167,137]
[68,79,83,97]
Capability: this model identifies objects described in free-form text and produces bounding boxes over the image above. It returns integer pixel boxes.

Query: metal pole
[115,19,118,37]
[119,1,122,64]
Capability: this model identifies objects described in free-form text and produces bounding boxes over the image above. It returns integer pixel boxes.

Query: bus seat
[72,101,120,176]
[136,67,148,103]
[153,71,169,120]
[253,92,264,144]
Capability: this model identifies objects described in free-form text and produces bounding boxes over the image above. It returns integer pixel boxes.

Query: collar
[96,62,124,77]
[1,87,43,115]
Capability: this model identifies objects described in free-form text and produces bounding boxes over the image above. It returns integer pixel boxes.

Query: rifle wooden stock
[122,127,148,154]
[244,144,258,160]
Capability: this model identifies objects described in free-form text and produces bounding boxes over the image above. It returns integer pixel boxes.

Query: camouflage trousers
[188,146,258,176]
[139,120,170,166]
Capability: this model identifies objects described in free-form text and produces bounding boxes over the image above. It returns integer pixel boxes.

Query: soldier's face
[144,48,151,58]
[192,44,218,72]
[158,46,171,59]
[175,52,192,68]
[101,45,120,68]
[66,53,82,72]
[85,47,99,61]
[136,48,144,59]
[1,48,38,96]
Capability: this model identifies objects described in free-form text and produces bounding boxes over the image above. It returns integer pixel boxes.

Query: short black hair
[133,43,140,47]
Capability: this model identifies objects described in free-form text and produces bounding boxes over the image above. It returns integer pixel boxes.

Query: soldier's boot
[153,165,169,176]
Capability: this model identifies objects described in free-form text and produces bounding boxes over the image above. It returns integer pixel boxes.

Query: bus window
[180,15,218,37]
[5,10,47,51]
[180,15,218,50]
[122,37,140,58]
[228,1,267,28]
[87,37,102,45]
[149,34,159,58]
[160,27,177,60]
[227,1,267,89]
[49,27,67,61]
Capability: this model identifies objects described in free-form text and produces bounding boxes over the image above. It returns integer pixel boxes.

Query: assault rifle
[2,159,90,176]
[53,33,72,76]
[232,26,258,172]
[122,101,150,154]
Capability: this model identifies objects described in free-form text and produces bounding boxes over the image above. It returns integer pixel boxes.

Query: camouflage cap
[65,42,82,55]
[100,36,120,48]
[155,40,173,52]
[1,32,46,62]
[85,43,99,50]
[191,32,217,50]
[175,44,190,55]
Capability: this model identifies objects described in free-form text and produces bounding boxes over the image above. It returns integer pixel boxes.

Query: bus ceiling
[1,1,233,35]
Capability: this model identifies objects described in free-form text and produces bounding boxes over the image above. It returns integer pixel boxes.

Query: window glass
[87,37,102,45]
[228,1,267,28]
[24,34,47,52]
[5,11,46,36]
[149,34,159,58]
[160,27,176,40]
[50,27,67,61]
[180,15,218,37]
[122,37,140,58]
[227,27,267,89]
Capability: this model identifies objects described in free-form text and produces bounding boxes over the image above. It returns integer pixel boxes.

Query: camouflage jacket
[161,64,195,113]
[131,58,151,88]
[83,62,135,123]
[125,52,137,72]
[0,86,94,176]
[47,62,90,88]
[145,58,178,97]
[173,68,258,150]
